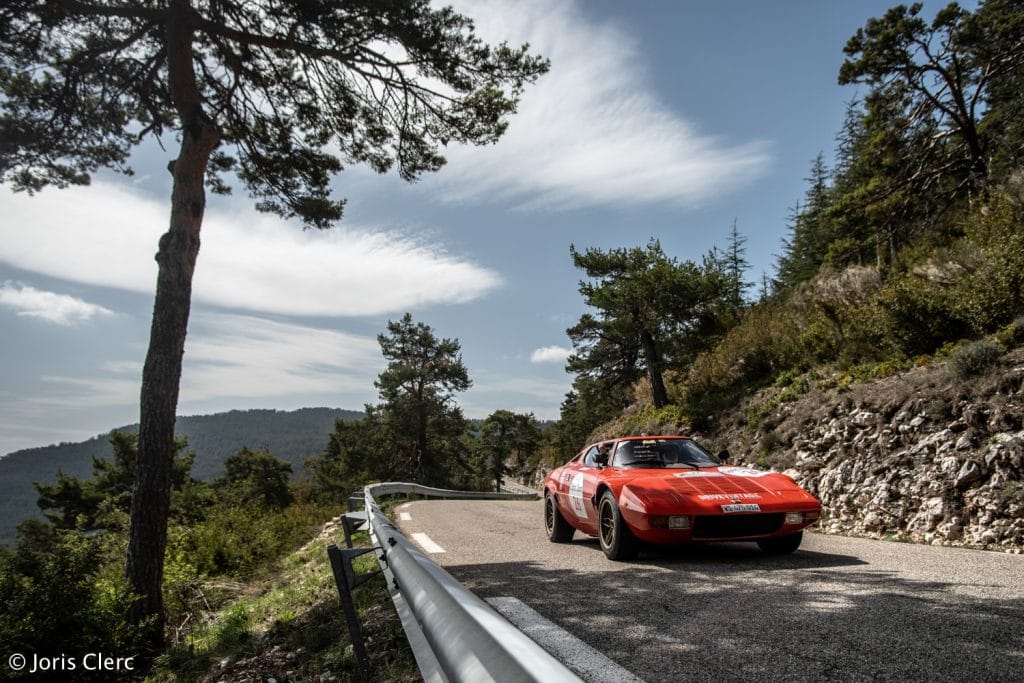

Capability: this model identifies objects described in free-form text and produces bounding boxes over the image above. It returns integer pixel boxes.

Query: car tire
[545,491,575,543]
[757,530,803,554]
[598,491,639,561]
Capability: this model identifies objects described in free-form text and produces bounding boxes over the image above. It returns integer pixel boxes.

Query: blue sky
[0,0,956,456]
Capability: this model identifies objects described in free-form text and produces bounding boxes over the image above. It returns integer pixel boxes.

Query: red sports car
[543,435,821,560]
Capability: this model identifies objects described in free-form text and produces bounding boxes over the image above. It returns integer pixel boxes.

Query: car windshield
[614,438,720,468]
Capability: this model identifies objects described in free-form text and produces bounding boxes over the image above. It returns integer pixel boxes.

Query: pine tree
[0,0,546,643]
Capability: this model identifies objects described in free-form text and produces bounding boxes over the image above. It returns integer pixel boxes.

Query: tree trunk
[125,0,219,649]
[417,402,432,483]
[640,328,669,409]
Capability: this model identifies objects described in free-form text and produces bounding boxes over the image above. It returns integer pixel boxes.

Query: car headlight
[669,516,690,529]
[785,511,819,524]
[650,515,691,529]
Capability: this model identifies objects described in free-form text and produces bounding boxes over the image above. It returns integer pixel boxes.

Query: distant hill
[0,407,362,547]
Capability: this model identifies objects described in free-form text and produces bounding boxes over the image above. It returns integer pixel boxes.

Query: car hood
[620,465,811,503]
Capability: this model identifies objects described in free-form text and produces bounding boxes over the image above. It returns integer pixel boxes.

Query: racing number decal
[568,472,587,518]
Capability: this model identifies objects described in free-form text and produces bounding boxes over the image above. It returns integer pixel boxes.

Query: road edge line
[486,596,646,683]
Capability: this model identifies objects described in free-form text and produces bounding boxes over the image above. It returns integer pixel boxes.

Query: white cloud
[35,374,140,409]
[0,402,114,455]
[180,312,382,403]
[0,181,501,317]
[0,281,115,325]
[23,313,382,411]
[530,345,572,364]
[461,373,571,421]
[429,0,772,209]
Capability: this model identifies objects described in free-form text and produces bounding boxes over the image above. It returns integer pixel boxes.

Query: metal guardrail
[500,481,542,495]
[360,482,584,682]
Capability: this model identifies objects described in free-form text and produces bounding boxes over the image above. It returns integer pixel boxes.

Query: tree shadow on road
[446,542,1023,683]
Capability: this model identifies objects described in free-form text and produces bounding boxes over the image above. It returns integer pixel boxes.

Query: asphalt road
[395,498,1024,683]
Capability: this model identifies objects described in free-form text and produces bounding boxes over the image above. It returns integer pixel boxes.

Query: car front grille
[692,513,784,539]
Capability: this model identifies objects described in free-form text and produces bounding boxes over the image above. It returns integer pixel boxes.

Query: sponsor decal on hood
[718,466,773,478]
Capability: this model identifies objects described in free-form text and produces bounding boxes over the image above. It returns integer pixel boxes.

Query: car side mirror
[595,452,609,468]
[717,449,730,463]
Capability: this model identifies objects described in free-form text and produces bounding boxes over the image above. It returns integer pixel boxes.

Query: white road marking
[411,532,446,554]
[487,597,646,683]
[399,512,412,521]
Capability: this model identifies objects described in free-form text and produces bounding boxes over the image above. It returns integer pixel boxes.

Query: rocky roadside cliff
[706,346,1024,553]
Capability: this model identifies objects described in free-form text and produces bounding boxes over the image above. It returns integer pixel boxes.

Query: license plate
[721,503,761,513]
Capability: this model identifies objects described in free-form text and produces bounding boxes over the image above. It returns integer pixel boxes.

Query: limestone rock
[716,346,1024,552]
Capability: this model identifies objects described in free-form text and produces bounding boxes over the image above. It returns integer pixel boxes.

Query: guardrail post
[327,544,383,680]
[340,511,369,549]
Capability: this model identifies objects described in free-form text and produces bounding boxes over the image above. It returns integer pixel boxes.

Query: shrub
[992,315,1024,349]
[948,340,1004,378]
[684,303,805,402]
[877,274,969,356]
[953,195,1024,331]
[0,525,145,680]
[627,404,691,436]
[797,313,840,364]
[175,501,336,577]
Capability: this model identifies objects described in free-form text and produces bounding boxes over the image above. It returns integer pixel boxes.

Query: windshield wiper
[627,458,664,468]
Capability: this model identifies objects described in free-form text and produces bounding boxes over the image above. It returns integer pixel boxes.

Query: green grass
[149,522,417,682]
